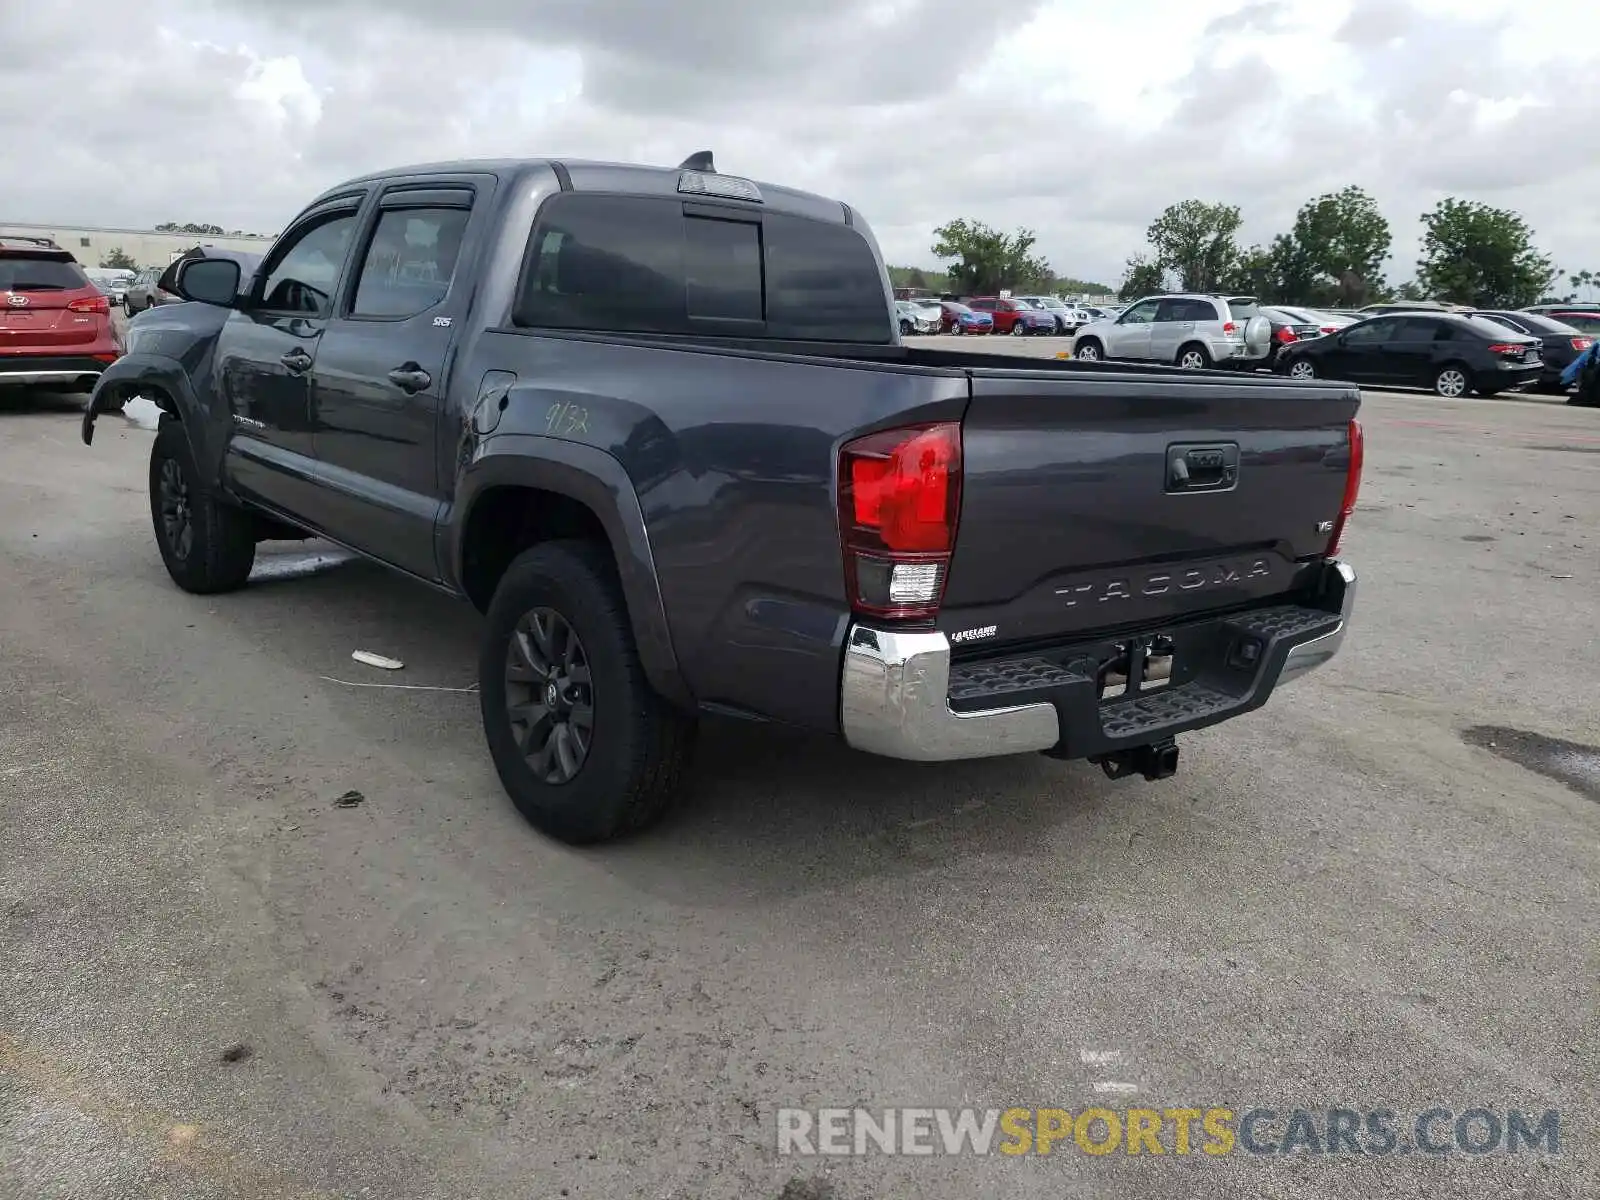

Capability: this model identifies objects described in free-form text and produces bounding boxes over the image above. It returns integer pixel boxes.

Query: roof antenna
[679,150,715,172]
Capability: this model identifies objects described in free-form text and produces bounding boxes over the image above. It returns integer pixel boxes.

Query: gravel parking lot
[1,373,1597,1198]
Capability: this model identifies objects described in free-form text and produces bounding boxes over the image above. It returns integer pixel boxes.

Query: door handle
[280,348,313,373]
[387,364,432,394]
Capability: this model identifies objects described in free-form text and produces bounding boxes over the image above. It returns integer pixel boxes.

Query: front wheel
[1286,358,1317,381]
[1434,365,1470,398]
[1074,339,1102,363]
[950,324,964,336]
[479,541,696,844]
[1011,321,1027,337]
[148,419,257,593]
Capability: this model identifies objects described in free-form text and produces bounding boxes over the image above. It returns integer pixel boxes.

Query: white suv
[1071,294,1272,369]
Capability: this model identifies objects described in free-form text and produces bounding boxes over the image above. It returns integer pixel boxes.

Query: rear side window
[514,194,891,342]
[0,256,89,291]
[1394,317,1442,340]
[1226,299,1259,321]
[351,206,471,319]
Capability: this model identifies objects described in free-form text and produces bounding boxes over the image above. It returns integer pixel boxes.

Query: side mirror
[175,258,242,307]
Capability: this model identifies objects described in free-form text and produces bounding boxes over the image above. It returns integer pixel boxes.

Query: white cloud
[2,0,1597,289]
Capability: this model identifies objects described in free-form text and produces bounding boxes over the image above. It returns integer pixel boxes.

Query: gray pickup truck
[81,153,1362,844]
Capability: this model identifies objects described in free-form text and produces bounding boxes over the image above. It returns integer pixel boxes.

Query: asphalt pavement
[1,375,1597,1200]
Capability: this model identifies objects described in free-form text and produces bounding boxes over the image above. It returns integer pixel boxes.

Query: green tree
[1145,200,1242,292]
[1267,233,1327,305]
[1223,244,1276,297]
[1118,255,1167,300]
[1290,186,1391,307]
[931,219,1051,295]
[99,247,139,270]
[1395,280,1427,301]
[1049,274,1114,297]
[1416,198,1555,308]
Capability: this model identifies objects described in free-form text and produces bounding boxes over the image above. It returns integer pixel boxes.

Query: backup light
[677,170,763,203]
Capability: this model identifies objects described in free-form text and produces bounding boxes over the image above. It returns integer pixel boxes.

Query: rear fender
[446,434,691,709]
[80,354,223,482]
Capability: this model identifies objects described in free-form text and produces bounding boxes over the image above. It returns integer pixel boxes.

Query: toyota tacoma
[81,153,1362,844]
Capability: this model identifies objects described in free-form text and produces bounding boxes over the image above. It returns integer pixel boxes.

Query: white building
[0,221,278,271]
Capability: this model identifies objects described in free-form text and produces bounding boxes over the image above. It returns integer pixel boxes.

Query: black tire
[899,319,913,336]
[951,324,963,336]
[1285,357,1317,381]
[1011,320,1027,337]
[479,540,696,844]
[1074,338,1103,362]
[1175,343,1212,370]
[148,419,256,593]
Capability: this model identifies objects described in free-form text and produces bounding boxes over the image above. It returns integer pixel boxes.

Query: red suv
[1,235,121,392]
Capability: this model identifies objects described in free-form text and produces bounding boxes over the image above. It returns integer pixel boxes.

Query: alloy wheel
[157,457,194,561]
[1289,360,1316,380]
[504,607,594,785]
[1436,368,1468,398]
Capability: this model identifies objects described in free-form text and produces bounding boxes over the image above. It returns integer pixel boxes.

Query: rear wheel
[899,319,912,336]
[148,419,256,593]
[1074,339,1102,363]
[951,324,964,336]
[1176,343,1212,370]
[1434,364,1470,398]
[479,541,696,844]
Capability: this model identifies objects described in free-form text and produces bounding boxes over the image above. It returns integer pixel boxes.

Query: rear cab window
[513,192,892,342]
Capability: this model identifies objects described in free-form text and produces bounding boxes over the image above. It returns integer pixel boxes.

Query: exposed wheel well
[460,486,615,613]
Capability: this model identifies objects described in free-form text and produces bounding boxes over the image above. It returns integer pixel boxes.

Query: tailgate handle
[1166,442,1239,493]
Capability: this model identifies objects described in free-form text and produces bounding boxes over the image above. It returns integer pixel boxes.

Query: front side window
[350,205,471,319]
[258,212,358,317]
[1120,299,1159,324]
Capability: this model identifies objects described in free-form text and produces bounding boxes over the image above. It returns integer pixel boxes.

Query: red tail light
[1485,343,1523,354]
[1326,418,1363,558]
[1573,338,1593,352]
[68,294,110,315]
[838,422,962,620]
[1222,321,1237,334]
[1273,326,1297,345]
[1320,325,1339,334]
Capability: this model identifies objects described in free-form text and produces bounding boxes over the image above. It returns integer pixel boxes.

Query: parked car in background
[1521,307,1600,337]
[1258,307,1329,368]
[1276,312,1541,397]
[936,300,994,335]
[967,296,1056,336]
[1071,294,1271,369]
[84,268,135,306]
[124,265,179,315]
[896,300,941,336]
[1271,306,1356,334]
[1357,300,1471,316]
[1013,295,1090,334]
[0,235,120,392]
[1470,310,1593,393]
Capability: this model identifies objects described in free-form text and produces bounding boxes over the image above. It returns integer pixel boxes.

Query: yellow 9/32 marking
[545,401,589,437]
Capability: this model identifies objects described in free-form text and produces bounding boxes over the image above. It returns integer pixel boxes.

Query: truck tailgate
[939,370,1360,646]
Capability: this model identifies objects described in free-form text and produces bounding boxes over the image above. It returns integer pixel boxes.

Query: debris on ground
[333,790,365,809]
[351,650,403,670]
[219,1043,254,1064]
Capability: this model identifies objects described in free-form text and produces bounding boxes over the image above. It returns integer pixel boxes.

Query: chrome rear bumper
[840,560,1356,762]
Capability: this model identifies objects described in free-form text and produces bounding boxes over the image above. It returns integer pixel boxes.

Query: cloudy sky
[3,0,1597,290]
